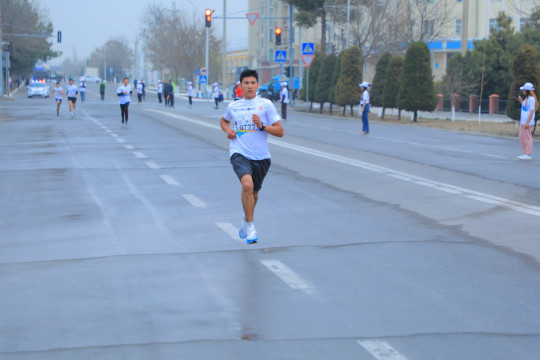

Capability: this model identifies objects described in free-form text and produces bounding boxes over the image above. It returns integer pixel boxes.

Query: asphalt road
[1,84,539,359]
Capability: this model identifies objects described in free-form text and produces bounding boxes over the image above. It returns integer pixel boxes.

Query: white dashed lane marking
[358,340,410,360]
[216,222,241,241]
[260,259,314,295]
[124,145,134,150]
[145,161,160,170]
[160,175,180,186]
[182,194,206,208]
[133,151,147,159]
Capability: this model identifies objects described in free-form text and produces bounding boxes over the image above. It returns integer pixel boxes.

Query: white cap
[281,81,288,86]
[187,81,193,85]
[520,82,535,91]
[212,82,218,86]
[359,81,370,88]
[236,81,240,85]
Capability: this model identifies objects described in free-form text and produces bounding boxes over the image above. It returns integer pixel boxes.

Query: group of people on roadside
[157,80,176,107]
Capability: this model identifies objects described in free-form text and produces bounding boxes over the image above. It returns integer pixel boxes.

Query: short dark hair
[240,69,258,83]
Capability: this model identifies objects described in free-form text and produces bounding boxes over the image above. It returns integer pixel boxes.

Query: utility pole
[0,0,4,97]
[288,4,293,81]
[222,0,227,88]
[461,0,469,56]
[346,0,350,49]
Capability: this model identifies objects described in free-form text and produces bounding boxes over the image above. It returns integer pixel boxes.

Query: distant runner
[51,82,64,116]
[66,79,78,118]
[117,77,132,124]
[99,80,106,101]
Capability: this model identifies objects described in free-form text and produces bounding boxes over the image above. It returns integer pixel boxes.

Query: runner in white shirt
[136,81,143,103]
[157,80,163,104]
[51,82,64,116]
[280,81,289,120]
[220,69,285,245]
[66,79,78,118]
[213,82,220,109]
[187,81,194,108]
[79,79,86,103]
[116,77,132,124]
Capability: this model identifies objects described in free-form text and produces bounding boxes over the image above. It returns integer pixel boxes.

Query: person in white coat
[280,81,289,120]
[213,82,220,109]
[187,81,194,108]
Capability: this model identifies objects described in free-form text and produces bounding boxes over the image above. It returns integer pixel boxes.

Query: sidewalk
[289,101,513,123]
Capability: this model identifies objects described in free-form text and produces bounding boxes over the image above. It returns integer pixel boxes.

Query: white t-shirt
[79,81,86,92]
[117,85,132,104]
[213,85,220,98]
[53,87,63,100]
[222,97,281,160]
[157,83,163,93]
[187,85,193,97]
[281,87,289,104]
[520,96,536,125]
[66,84,78,98]
[360,89,370,106]
[137,83,143,94]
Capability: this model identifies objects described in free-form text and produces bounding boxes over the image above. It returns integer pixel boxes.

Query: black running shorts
[230,153,271,192]
[68,96,77,103]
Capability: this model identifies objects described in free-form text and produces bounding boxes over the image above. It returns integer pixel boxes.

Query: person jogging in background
[136,80,143,103]
[99,80,106,101]
[51,82,64,116]
[163,80,169,106]
[234,81,243,100]
[280,81,289,120]
[117,77,132,125]
[66,78,78,118]
[213,82,220,109]
[142,81,146,101]
[220,69,285,245]
[187,81,194,108]
[79,79,87,103]
[157,80,163,104]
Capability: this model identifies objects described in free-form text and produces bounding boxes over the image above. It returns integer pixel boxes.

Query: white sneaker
[239,214,247,239]
[246,223,258,245]
[518,154,532,160]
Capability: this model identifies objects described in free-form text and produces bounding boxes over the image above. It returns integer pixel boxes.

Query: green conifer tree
[507,45,540,120]
[328,52,343,115]
[397,42,437,122]
[335,46,362,116]
[315,54,337,113]
[382,56,404,120]
[370,52,391,117]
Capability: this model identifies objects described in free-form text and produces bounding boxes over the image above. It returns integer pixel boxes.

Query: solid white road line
[160,174,180,186]
[216,222,241,241]
[357,340,410,360]
[146,109,540,217]
[182,194,206,208]
[133,151,147,159]
[260,259,314,295]
[145,161,160,170]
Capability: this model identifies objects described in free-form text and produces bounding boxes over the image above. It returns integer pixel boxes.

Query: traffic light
[275,27,282,46]
[205,9,212,28]
[57,31,62,43]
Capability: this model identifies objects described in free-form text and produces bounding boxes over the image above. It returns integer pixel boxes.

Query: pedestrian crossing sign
[302,43,315,55]
[275,50,287,62]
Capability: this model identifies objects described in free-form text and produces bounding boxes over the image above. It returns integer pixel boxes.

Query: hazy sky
[46,0,249,65]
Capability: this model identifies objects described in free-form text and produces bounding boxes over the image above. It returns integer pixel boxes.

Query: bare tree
[507,0,540,18]
[88,38,133,81]
[397,0,454,45]
[140,3,221,83]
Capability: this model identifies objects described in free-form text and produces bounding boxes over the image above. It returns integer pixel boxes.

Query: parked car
[27,82,49,98]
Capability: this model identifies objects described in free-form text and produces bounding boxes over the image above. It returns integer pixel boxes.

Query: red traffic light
[205,9,212,28]
[275,27,282,45]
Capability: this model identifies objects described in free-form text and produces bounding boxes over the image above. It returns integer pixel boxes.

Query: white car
[27,82,50,98]
[81,75,101,83]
